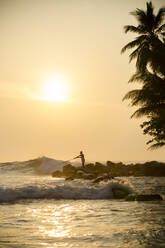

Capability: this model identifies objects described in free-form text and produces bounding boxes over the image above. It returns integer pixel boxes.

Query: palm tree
[121,2,165,149]
[141,107,165,149]
[123,71,165,118]
[123,70,165,149]
[121,1,165,74]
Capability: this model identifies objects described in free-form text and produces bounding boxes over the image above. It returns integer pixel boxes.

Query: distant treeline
[52,161,165,179]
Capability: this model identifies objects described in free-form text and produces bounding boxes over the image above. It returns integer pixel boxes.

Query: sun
[40,75,68,102]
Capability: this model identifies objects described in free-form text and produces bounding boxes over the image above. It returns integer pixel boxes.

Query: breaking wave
[0,181,133,203]
[0,157,77,175]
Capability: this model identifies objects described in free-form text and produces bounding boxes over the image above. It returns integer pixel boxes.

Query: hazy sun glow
[40,75,69,102]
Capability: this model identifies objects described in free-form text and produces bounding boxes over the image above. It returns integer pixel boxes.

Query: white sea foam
[36,157,68,174]
[0,180,132,203]
[0,157,79,175]
[36,157,81,174]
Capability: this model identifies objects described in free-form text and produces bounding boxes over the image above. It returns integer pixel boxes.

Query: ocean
[0,157,165,248]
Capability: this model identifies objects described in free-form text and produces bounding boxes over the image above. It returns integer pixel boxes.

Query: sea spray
[0,157,80,175]
[0,180,133,203]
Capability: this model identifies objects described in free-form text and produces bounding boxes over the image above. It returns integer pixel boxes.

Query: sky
[0,0,164,162]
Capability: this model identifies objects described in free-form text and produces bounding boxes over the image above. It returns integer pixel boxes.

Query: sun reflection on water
[44,228,69,238]
[39,204,73,239]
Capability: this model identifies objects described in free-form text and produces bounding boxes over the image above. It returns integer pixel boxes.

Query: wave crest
[0,181,133,203]
[0,157,71,175]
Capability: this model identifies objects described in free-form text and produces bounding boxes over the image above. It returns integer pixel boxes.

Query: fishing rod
[44,154,82,168]
[54,157,76,166]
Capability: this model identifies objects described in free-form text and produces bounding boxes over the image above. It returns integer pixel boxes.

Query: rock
[75,170,95,180]
[63,164,76,177]
[93,175,114,183]
[136,194,163,201]
[52,170,63,177]
[125,194,137,201]
[92,177,103,183]
[83,173,95,180]
[76,170,85,178]
[112,187,130,199]
[65,176,74,181]
[125,193,163,201]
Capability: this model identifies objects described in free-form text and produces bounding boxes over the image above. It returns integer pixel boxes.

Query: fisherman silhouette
[73,151,85,167]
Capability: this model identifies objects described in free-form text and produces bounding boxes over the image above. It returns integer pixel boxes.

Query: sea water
[0,158,165,248]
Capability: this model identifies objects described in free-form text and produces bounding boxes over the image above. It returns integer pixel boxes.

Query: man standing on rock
[73,151,85,167]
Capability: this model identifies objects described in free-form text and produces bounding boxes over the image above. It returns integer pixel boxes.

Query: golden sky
[0,0,164,162]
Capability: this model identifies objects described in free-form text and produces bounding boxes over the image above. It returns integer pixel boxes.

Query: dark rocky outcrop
[136,194,163,201]
[52,170,63,177]
[52,160,165,180]
[112,187,131,199]
[93,174,114,183]
[106,160,165,177]
[125,193,163,201]
[63,164,76,177]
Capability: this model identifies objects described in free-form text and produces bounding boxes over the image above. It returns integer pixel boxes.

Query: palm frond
[124,25,147,34]
[147,2,154,12]
[122,89,141,101]
[129,46,141,62]
[140,71,165,85]
[121,35,147,54]
[155,8,165,29]
[146,2,155,30]
[128,72,145,83]
[131,106,154,118]
[128,41,148,62]
[131,9,146,26]
[128,72,165,94]
[148,142,165,150]
[131,103,165,118]
[136,43,150,72]
[156,23,165,34]
[121,41,138,54]
[161,32,165,36]
[146,2,155,23]
[130,2,159,33]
